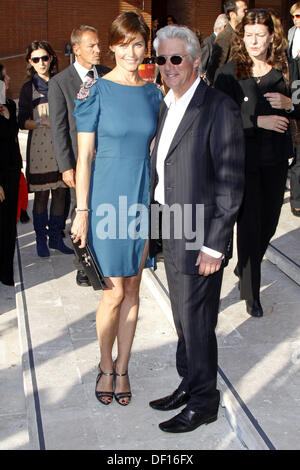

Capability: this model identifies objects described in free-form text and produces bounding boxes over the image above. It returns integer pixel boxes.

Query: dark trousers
[237,161,288,301]
[290,146,300,209]
[163,238,223,412]
[0,170,20,283]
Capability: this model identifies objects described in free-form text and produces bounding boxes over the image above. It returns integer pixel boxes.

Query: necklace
[254,76,263,84]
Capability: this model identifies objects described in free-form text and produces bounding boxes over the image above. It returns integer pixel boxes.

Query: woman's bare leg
[95,277,125,402]
[114,240,149,403]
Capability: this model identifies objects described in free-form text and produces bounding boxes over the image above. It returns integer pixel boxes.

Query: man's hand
[0,185,5,202]
[195,251,223,276]
[62,169,76,188]
[0,104,9,119]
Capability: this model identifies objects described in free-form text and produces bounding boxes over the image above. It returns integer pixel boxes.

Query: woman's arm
[70,132,95,248]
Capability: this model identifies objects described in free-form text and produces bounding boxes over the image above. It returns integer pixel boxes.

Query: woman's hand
[257,115,289,133]
[0,104,9,119]
[0,185,5,202]
[264,92,292,110]
[40,116,50,128]
[70,212,89,248]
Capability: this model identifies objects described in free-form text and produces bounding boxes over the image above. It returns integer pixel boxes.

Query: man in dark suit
[48,25,110,286]
[149,25,245,433]
[288,3,300,217]
[206,0,247,85]
[200,14,228,77]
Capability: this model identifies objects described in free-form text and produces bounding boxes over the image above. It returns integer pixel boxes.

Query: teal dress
[74,78,162,277]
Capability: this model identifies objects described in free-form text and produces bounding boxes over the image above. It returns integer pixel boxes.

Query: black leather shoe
[291,207,300,217]
[159,407,218,433]
[76,269,91,287]
[246,299,263,317]
[149,388,190,411]
[1,278,14,286]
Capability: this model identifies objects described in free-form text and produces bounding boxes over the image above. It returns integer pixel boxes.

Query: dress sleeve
[73,82,100,132]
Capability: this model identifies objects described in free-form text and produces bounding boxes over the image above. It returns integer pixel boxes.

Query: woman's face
[110,32,146,73]
[243,23,274,61]
[29,48,51,77]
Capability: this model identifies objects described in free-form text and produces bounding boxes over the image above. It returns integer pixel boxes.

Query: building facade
[0,0,296,98]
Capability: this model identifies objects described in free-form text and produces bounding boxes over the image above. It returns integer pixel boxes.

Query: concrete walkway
[0,131,299,450]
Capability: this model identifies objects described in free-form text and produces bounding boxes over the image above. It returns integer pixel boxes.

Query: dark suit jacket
[48,63,110,173]
[214,61,298,171]
[150,80,245,274]
[200,33,216,74]
[206,24,234,85]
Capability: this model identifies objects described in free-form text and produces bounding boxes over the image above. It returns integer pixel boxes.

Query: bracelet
[285,104,295,113]
[35,119,41,127]
[75,208,90,212]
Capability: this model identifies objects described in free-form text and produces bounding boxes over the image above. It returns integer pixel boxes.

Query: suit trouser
[163,238,223,412]
[290,146,300,209]
[237,161,288,301]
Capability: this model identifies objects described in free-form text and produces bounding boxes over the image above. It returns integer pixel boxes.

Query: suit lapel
[69,65,82,93]
[166,81,207,158]
[151,102,168,163]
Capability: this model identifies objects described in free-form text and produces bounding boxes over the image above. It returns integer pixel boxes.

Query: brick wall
[1,0,152,99]
[1,0,291,99]
[166,0,222,39]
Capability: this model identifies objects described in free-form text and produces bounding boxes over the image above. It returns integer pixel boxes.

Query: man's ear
[194,56,201,70]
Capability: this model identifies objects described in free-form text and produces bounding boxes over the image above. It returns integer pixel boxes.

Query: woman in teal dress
[71,11,162,406]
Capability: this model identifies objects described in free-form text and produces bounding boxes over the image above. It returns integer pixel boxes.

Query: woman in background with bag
[214,9,299,317]
[0,64,22,286]
[18,40,73,258]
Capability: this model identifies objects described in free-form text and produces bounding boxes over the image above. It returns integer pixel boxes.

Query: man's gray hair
[213,14,229,32]
[153,25,201,62]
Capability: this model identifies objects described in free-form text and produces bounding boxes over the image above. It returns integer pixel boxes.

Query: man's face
[292,9,300,29]
[157,38,200,100]
[73,31,101,69]
[235,1,248,22]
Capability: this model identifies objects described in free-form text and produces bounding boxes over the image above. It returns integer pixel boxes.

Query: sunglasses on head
[155,54,188,65]
[293,14,300,19]
[245,9,269,16]
[31,55,50,64]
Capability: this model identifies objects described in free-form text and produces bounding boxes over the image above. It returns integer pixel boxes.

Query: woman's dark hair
[109,11,150,49]
[25,40,58,78]
[0,63,5,81]
[230,9,288,79]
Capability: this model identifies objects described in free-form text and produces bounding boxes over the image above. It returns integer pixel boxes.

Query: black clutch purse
[70,236,107,290]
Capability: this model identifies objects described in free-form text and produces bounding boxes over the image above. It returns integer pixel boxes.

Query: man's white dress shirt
[73,60,98,82]
[154,76,222,259]
[292,27,300,59]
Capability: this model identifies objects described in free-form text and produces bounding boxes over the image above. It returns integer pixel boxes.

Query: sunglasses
[293,14,300,19]
[245,9,269,16]
[155,54,188,65]
[31,55,50,64]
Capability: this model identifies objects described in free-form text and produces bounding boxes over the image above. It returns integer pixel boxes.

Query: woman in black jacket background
[0,64,22,286]
[214,9,297,317]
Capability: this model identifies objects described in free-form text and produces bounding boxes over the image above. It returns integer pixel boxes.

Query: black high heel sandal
[95,364,114,405]
[114,361,132,406]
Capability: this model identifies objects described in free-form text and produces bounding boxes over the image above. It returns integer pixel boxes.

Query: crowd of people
[0,2,299,434]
